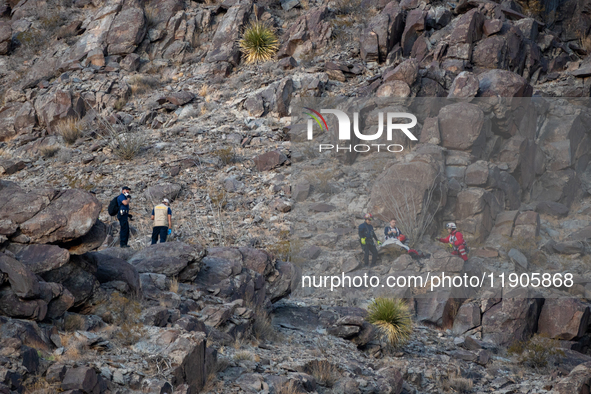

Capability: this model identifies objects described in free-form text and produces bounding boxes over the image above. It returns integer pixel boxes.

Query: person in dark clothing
[358,213,381,266]
[151,198,172,244]
[117,186,131,248]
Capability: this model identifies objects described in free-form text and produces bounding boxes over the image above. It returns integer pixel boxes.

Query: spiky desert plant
[367,298,413,347]
[239,20,279,64]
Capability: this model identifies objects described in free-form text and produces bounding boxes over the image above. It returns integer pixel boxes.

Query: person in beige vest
[151,198,172,245]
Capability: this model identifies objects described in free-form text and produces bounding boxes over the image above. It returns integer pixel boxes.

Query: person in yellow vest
[151,198,172,245]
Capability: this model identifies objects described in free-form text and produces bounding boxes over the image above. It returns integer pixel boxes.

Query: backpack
[107,197,119,216]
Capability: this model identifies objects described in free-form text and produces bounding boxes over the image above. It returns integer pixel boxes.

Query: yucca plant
[239,20,279,64]
[367,297,413,347]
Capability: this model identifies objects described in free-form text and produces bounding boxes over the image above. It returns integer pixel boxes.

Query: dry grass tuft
[239,20,279,64]
[55,118,85,145]
[39,145,60,159]
[304,360,339,387]
[64,314,85,332]
[366,298,413,347]
[110,292,144,346]
[277,381,305,394]
[198,85,209,97]
[234,350,254,361]
[129,75,161,96]
[253,309,276,342]
[441,372,473,393]
[214,147,236,166]
[169,277,179,293]
[507,334,565,370]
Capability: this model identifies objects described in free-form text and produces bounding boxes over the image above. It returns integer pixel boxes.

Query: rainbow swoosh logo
[304,108,328,132]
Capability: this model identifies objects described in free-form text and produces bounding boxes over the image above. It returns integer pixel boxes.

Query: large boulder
[370,157,446,241]
[455,188,497,242]
[401,9,426,56]
[0,253,40,299]
[18,189,101,244]
[33,89,85,134]
[360,2,404,62]
[144,183,182,203]
[106,3,146,55]
[481,291,543,345]
[278,6,332,60]
[40,256,101,308]
[555,362,591,394]
[85,252,141,295]
[134,331,206,392]
[537,298,590,340]
[9,244,70,274]
[60,219,107,255]
[205,0,252,65]
[128,242,205,278]
[477,69,533,97]
[438,103,485,154]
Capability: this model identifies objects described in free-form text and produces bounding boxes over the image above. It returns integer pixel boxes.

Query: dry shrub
[39,145,60,158]
[113,98,127,111]
[252,309,276,342]
[110,292,143,346]
[334,0,362,15]
[56,118,85,145]
[214,147,236,166]
[304,360,339,387]
[277,381,305,394]
[169,277,179,293]
[239,20,279,64]
[366,298,413,347]
[234,350,254,361]
[198,85,209,97]
[310,170,335,194]
[203,359,229,392]
[64,314,85,332]
[129,75,161,96]
[441,372,473,393]
[23,377,61,393]
[507,334,564,370]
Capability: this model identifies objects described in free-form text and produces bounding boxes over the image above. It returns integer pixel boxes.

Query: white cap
[162,198,170,204]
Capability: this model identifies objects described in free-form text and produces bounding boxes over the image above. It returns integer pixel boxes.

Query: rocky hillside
[2,0,591,391]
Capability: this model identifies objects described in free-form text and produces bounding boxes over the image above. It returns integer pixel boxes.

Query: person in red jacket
[439,222,469,261]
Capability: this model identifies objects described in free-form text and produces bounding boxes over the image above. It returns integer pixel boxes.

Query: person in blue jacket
[117,186,132,248]
[358,213,381,266]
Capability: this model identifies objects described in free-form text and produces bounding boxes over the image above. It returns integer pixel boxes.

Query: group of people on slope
[358,213,468,266]
[112,186,173,248]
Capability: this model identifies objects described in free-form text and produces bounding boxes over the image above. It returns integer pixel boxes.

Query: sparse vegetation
[234,350,254,361]
[366,298,413,347]
[55,117,85,145]
[441,371,474,393]
[214,147,236,166]
[39,145,60,158]
[113,98,127,111]
[110,292,144,346]
[304,360,339,387]
[129,75,161,95]
[252,308,276,342]
[277,381,305,394]
[169,277,179,293]
[239,20,279,64]
[507,334,565,370]
[334,0,362,15]
[64,313,85,332]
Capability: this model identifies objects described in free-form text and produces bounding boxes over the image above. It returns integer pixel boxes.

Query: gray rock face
[537,298,590,340]
[10,244,71,274]
[128,241,205,277]
[144,183,182,203]
[86,252,141,295]
[106,3,146,55]
[481,293,543,345]
[205,0,252,65]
